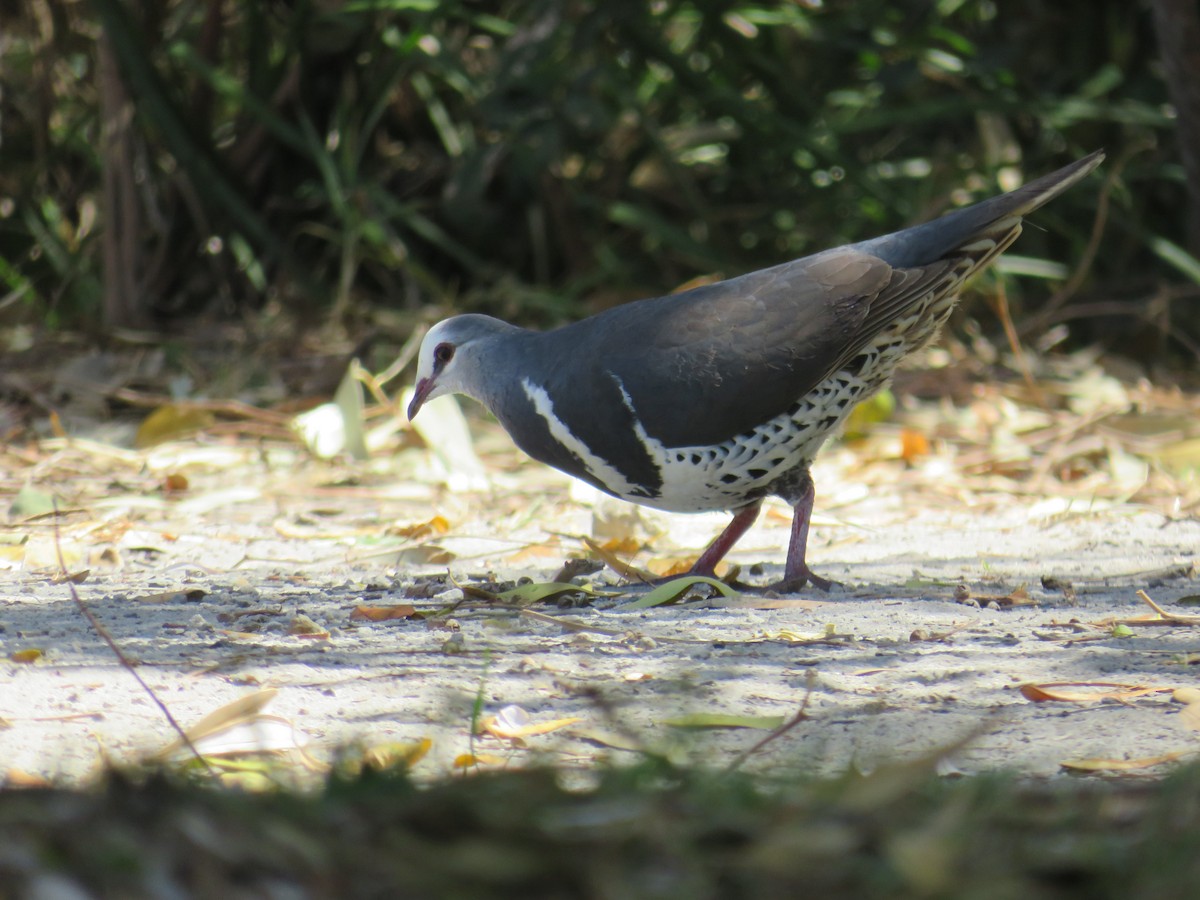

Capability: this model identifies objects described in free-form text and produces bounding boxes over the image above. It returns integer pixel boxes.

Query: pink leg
[689,501,762,577]
[779,480,833,592]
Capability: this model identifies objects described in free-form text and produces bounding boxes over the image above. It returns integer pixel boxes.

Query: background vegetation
[1,0,1197,362]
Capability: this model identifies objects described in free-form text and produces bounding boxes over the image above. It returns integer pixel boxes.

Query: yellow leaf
[453,753,504,768]
[1060,750,1193,772]
[10,648,42,664]
[390,515,451,540]
[481,704,583,739]
[599,536,642,555]
[361,738,432,772]
[135,405,215,449]
[843,389,896,440]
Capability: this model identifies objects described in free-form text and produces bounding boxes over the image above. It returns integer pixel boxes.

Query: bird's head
[407,314,518,420]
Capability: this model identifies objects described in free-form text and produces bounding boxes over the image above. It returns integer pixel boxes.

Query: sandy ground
[1,409,1198,786]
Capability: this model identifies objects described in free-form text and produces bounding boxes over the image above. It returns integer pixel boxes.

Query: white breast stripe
[521,379,639,497]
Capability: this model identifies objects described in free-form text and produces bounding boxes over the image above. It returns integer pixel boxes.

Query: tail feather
[853,150,1104,269]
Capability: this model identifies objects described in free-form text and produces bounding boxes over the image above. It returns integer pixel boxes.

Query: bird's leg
[688,500,763,577]
[775,478,834,593]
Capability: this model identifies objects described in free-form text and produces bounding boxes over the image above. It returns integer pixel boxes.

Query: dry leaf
[155,689,279,759]
[1060,750,1192,772]
[453,753,505,768]
[1174,687,1200,731]
[582,536,656,581]
[480,704,582,740]
[389,515,450,540]
[599,536,643,555]
[162,473,189,492]
[900,428,931,463]
[288,614,328,637]
[10,649,42,664]
[360,738,432,772]
[350,604,419,622]
[710,597,826,611]
[965,586,1035,608]
[1019,682,1171,704]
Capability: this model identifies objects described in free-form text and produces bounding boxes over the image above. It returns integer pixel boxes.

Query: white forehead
[414,319,456,374]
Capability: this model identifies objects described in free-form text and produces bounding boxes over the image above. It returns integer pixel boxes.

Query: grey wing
[589,247,951,448]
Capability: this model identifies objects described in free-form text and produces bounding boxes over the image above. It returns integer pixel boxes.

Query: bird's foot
[765,566,838,595]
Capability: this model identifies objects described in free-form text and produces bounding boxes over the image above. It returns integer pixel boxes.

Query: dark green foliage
[3,761,1200,898]
[0,0,1191,347]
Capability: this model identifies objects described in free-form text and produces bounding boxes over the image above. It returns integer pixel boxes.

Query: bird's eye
[433,343,455,366]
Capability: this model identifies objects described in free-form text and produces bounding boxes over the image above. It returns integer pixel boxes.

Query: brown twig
[990,279,1046,409]
[725,675,816,773]
[52,503,215,775]
[108,387,294,426]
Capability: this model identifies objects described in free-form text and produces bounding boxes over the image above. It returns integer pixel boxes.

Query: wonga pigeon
[408,151,1104,592]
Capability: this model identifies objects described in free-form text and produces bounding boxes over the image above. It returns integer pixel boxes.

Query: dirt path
[2,416,1197,784]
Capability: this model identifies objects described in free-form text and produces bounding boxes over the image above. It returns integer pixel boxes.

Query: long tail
[853,150,1105,269]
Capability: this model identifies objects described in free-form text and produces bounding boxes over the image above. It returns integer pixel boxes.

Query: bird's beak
[407,377,434,421]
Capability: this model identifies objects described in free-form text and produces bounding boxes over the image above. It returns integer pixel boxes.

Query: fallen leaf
[497,581,621,605]
[389,515,451,540]
[1150,437,1200,476]
[360,738,432,772]
[9,486,56,520]
[454,753,505,768]
[599,536,643,555]
[10,649,43,664]
[900,428,931,463]
[843,389,896,440]
[390,545,455,566]
[162,473,189,493]
[481,705,582,740]
[288,614,328,637]
[1060,750,1193,772]
[133,589,207,603]
[1019,682,1171,704]
[663,713,786,730]
[623,576,738,610]
[582,536,656,581]
[154,689,280,760]
[964,586,1035,608]
[135,404,215,448]
[1175,687,1200,731]
[335,360,369,460]
[710,597,826,611]
[1135,590,1200,625]
[350,604,419,622]
[404,391,490,491]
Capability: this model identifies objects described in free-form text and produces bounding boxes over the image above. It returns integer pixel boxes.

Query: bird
[407,150,1104,592]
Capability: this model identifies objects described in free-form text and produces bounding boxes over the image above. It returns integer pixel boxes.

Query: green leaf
[10,485,57,519]
[623,576,738,610]
[1148,236,1200,285]
[663,713,786,730]
[993,254,1070,280]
